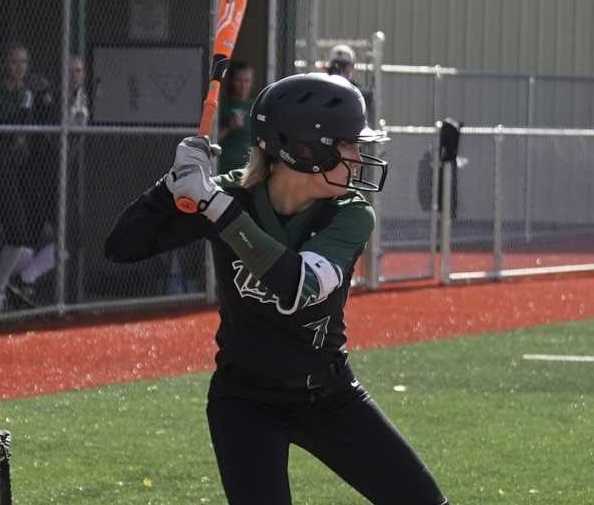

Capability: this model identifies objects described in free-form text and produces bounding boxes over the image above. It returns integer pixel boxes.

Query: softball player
[106,73,449,505]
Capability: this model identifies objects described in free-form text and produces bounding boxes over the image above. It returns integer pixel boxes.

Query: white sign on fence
[93,46,203,125]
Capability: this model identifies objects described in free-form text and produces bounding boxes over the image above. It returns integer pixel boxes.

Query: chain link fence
[381,66,594,128]
[449,129,594,281]
[379,65,594,285]
[382,125,594,284]
[3,1,594,324]
[0,0,214,322]
[0,0,305,324]
[378,131,437,282]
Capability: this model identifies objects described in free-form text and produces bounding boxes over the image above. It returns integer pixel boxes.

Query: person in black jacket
[106,73,449,505]
[0,42,57,310]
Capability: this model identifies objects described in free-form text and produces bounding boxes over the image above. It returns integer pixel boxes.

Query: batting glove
[165,136,233,223]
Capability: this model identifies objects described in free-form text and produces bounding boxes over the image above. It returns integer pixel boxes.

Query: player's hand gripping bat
[175,0,248,214]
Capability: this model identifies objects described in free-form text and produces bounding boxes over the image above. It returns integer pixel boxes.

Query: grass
[1,319,594,504]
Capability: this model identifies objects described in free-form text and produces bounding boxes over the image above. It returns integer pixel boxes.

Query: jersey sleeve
[295,198,374,308]
[105,177,214,263]
[302,197,375,273]
[261,196,375,314]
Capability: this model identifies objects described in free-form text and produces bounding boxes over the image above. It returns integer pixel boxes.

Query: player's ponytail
[240,146,272,188]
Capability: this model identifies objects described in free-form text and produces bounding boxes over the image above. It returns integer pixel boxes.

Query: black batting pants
[207,373,447,505]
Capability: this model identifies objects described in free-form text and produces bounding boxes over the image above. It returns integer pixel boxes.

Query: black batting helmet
[250,73,389,192]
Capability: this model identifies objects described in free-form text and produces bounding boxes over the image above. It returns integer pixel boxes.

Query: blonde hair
[240,146,273,188]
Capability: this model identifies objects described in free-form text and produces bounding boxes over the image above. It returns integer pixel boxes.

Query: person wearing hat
[327,44,373,116]
[327,44,356,81]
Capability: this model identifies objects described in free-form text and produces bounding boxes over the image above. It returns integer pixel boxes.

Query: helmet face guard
[309,126,389,192]
[321,152,388,192]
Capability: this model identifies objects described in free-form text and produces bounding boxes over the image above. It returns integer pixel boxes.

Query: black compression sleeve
[105,179,213,262]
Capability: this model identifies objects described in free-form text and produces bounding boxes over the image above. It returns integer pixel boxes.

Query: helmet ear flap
[315,145,341,171]
[272,140,340,173]
[293,142,334,171]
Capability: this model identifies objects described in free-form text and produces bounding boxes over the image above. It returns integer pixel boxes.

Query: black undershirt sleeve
[105,178,213,263]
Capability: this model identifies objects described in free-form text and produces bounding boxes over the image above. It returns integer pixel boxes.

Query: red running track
[2,274,594,400]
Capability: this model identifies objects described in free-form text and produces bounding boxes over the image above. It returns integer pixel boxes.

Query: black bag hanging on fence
[438,117,463,220]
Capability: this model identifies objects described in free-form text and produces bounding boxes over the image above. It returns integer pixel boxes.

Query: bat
[0,431,12,505]
[176,0,248,214]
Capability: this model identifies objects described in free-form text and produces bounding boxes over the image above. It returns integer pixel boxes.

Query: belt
[283,359,353,391]
[220,357,353,393]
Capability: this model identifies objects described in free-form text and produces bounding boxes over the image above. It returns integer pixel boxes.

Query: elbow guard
[277,251,343,315]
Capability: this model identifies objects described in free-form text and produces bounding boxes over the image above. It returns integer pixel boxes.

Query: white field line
[450,262,594,280]
[522,354,594,363]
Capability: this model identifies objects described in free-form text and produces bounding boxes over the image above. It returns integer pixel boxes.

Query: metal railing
[380,125,594,285]
[0,0,215,323]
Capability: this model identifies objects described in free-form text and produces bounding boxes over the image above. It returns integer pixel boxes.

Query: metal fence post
[56,0,73,313]
[305,0,319,72]
[433,65,443,123]
[438,121,453,284]
[439,163,452,284]
[362,31,385,290]
[524,76,535,242]
[372,32,384,121]
[433,68,447,284]
[203,0,219,304]
[493,126,504,277]
[430,127,440,274]
[267,0,278,83]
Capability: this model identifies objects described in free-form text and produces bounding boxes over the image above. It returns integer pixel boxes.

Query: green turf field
[2,320,593,504]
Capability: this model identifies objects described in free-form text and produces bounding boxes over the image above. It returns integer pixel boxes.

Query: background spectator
[218,61,255,174]
[326,44,356,80]
[326,44,373,113]
[68,54,89,126]
[0,42,57,310]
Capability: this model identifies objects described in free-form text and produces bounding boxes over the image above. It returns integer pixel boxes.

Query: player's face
[318,142,362,197]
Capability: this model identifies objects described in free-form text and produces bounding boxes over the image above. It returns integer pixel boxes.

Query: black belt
[284,360,354,391]
[221,358,353,393]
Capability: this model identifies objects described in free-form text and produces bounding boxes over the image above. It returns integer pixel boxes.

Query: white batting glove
[165,136,233,223]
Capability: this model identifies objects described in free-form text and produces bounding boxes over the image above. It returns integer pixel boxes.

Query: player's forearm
[219,212,342,312]
[219,211,288,279]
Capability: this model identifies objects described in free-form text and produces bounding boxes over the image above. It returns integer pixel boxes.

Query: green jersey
[212,170,374,379]
[106,169,375,381]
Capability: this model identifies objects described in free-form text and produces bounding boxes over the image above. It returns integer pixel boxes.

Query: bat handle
[199,81,222,136]
[175,62,226,214]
